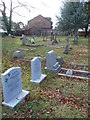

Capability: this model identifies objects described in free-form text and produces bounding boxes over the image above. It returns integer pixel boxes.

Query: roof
[28,15,51,24]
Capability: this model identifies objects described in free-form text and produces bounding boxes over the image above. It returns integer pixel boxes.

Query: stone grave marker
[57,57,64,66]
[31,57,47,84]
[31,38,35,44]
[21,34,26,45]
[63,36,69,54]
[63,43,69,54]
[54,35,58,43]
[1,67,29,108]
[28,38,31,45]
[13,51,24,58]
[45,50,61,73]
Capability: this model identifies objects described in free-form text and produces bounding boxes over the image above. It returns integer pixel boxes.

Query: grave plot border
[58,67,90,80]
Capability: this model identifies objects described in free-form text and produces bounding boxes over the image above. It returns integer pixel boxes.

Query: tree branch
[13,11,25,17]
[12,5,24,10]
[17,0,31,12]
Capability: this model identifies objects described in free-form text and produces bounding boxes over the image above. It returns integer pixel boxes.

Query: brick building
[23,15,53,36]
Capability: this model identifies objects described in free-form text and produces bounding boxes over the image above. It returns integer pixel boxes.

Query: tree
[83,1,90,37]
[14,22,24,32]
[1,1,10,34]
[56,1,87,45]
[0,0,32,35]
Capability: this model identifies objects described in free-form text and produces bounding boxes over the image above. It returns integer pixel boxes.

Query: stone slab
[2,90,29,108]
[31,74,47,84]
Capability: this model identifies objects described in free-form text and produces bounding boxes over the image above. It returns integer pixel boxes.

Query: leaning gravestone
[13,51,24,58]
[31,57,47,84]
[1,67,29,108]
[45,50,61,73]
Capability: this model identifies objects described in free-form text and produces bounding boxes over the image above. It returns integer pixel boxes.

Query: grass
[1,35,89,118]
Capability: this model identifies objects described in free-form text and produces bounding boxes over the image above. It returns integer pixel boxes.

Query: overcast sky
[0,0,63,28]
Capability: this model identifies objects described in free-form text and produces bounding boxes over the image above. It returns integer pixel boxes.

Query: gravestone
[63,43,69,54]
[1,67,29,108]
[28,38,31,45]
[57,57,64,66]
[31,57,47,84]
[54,35,58,43]
[13,51,24,58]
[63,36,69,54]
[49,31,54,45]
[21,34,26,45]
[45,50,61,73]
[49,40,53,45]
[31,38,35,44]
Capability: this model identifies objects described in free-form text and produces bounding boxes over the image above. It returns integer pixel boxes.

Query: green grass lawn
[1,35,89,118]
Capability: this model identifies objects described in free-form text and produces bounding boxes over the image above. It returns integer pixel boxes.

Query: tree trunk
[8,0,12,35]
[73,30,79,45]
[85,26,88,37]
[2,2,9,34]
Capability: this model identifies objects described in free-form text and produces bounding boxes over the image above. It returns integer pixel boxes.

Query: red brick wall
[28,15,51,29]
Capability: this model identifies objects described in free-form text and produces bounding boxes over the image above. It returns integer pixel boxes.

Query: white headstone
[45,50,61,73]
[1,67,29,108]
[31,57,47,84]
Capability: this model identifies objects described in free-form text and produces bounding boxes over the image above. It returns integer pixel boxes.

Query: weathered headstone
[49,40,53,45]
[21,34,26,45]
[28,38,31,45]
[63,36,69,54]
[63,43,69,54]
[49,31,54,45]
[31,57,47,84]
[1,67,29,108]
[57,57,64,66]
[54,35,58,43]
[13,51,24,58]
[45,50,61,73]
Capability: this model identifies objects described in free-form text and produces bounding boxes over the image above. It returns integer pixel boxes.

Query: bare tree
[0,0,34,35]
